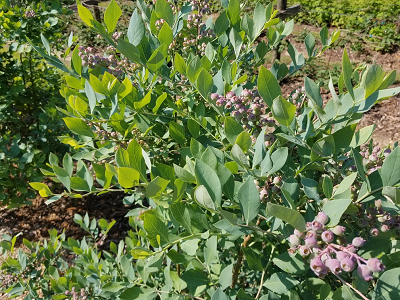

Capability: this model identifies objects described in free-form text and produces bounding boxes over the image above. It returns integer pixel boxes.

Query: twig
[333,273,369,300]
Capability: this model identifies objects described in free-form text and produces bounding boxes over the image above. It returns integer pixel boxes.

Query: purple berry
[380,224,390,232]
[294,229,304,238]
[341,257,356,272]
[336,251,350,262]
[321,231,334,243]
[357,264,373,281]
[305,237,318,248]
[366,258,385,272]
[370,228,379,237]
[312,221,323,231]
[310,257,325,273]
[352,237,366,248]
[316,212,329,224]
[306,230,317,239]
[226,91,235,99]
[298,246,311,257]
[325,258,341,273]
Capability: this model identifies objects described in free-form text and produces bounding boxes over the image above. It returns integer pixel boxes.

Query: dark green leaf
[258,66,282,107]
[238,178,260,224]
[266,203,306,231]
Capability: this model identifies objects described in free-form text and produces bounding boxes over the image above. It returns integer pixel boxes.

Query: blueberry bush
[1,0,400,299]
[0,0,71,207]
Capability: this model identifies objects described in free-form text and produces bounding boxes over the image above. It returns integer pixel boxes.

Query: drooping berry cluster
[77,46,138,78]
[24,10,36,18]
[155,18,166,31]
[65,287,88,300]
[190,0,211,15]
[212,90,276,136]
[187,13,204,29]
[289,212,385,281]
[255,176,282,203]
[359,142,391,174]
[341,199,400,238]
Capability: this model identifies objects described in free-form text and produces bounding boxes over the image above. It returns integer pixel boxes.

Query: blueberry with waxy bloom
[332,225,346,236]
[340,257,356,272]
[336,251,350,262]
[325,258,342,273]
[310,257,325,273]
[321,230,334,243]
[352,237,366,248]
[289,234,301,246]
[312,220,323,231]
[367,258,385,272]
[357,265,373,281]
[305,230,317,239]
[316,211,329,224]
[299,246,311,257]
[370,227,379,236]
[305,237,318,248]
[294,229,304,238]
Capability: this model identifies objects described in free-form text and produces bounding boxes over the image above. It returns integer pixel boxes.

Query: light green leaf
[323,199,352,227]
[333,172,357,196]
[381,147,400,186]
[342,48,354,100]
[155,0,174,26]
[128,9,145,46]
[264,272,299,294]
[180,238,200,256]
[77,5,94,27]
[146,176,169,198]
[238,178,260,225]
[143,212,169,246]
[52,165,71,192]
[258,66,282,107]
[196,69,213,99]
[118,167,140,188]
[63,117,95,138]
[272,96,296,127]
[171,201,192,233]
[104,0,122,33]
[266,203,306,231]
[195,160,222,206]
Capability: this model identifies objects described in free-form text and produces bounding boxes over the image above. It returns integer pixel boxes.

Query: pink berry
[310,257,324,273]
[305,237,318,248]
[306,230,317,239]
[367,258,385,272]
[316,212,329,224]
[289,234,301,246]
[336,251,350,262]
[312,221,323,231]
[298,246,310,257]
[332,225,346,236]
[325,258,341,273]
[352,237,366,248]
[357,264,373,281]
[321,231,334,243]
[341,257,356,272]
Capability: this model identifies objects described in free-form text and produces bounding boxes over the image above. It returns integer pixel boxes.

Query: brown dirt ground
[0,23,399,299]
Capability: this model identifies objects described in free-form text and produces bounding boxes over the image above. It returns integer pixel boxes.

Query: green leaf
[63,153,73,177]
[333,173,357,196]
[143,213,169,246]
[204,236,218,267]
[174,53,187,76]
[372,268,400,300]
[322,176,333,199]
[219,264,233,290]
[323,199,352,227]
[171,201,192,233]
[181,269,209,296]
[258,66,282,107]
[153,93,167,114]
[224,117,243,145]
[146,48,165,72]
[53,165,71,192]
[227,0,240,25]
[127,139,147,182]
[235,131,252,153]
[272,96,296,127]
[70,177,90,192]
[155,0,174,26]
[195,185,216,211]
[381,147,400,186]
[169,121,186,147]
[238,178,261,224]
[352,149,367,183]
[85,80,97,113]
[115,148,130,168]
[120,287,157,300]
[304,76,323,108]
[117,40,141,64]
[196,69,213,99]
[187,56,202,83]
[231,144,250,169]
[342,48,354,100]
[128,9,145,46]
[104,0,121,33]
[158,22,173,47]
[305,33,316,57]
[253,3,266,35]
[146,176,169,198]
[135,89,152,109]
[382,186,400,204]
[350,125,375,148]
[243,248,263,271]
[241,14,255,42]
[267,147,288,176]
[211,288,229,300]
[180,238,200,256]
[71,46,82,75]
[118,167,140,188]
[214,11,229,36]
[364,64,385,99]
[229,28,243,58]
[77,5,94,27]
[273,252,307,275]
[195,160,222,206]
[311,136,335,161]
[266,203,306,231]
[63,117,95,138]
[264,272,299,294]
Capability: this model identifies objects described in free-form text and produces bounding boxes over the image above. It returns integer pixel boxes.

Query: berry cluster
[190,0,211,15]
[212,90,276,137]
[342,199,400,238]
[65,287,88,300]
[24,10,36,18]
[359,142,391,174]
[289,86,306,114]
[187,13,204,29]
[155,18,166,31]
[77,46,138,78]
[288,212,385,281]
[255,176,282,203]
